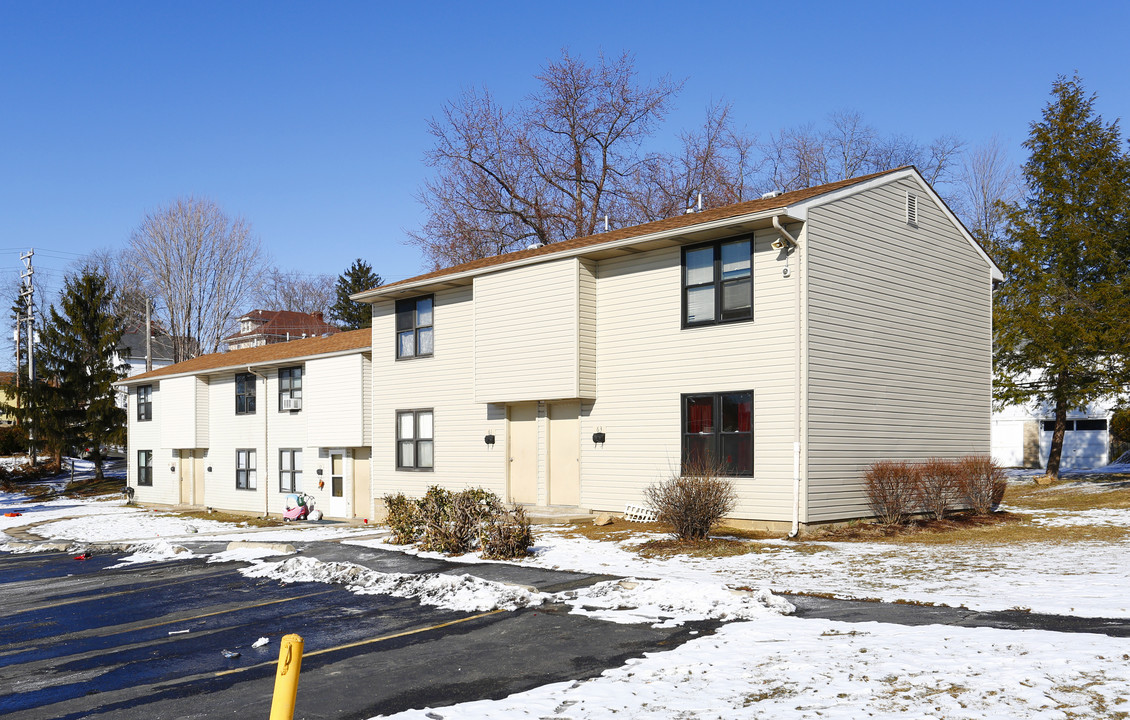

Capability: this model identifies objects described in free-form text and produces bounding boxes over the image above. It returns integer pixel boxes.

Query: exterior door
[178,450,194,505]
[352,448,371,521]
[547,401,581,506]
[329,452,348,518]
[507,403,538,504]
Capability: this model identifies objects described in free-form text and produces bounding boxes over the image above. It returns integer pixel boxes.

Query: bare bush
[957,455,1008,515]
[403,486,534,557]
[644,458,737,541]
[863,460,919,525]
[917,458,961,521]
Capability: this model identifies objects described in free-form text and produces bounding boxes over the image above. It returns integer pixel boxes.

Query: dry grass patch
[637,537,756,558]
[1005,476,1130,512]
[813,511,1130,545]
[173,509,285,528]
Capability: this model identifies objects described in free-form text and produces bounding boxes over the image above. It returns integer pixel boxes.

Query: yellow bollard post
[269,633,304,720]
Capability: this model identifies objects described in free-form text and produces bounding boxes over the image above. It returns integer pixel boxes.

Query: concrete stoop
[521,505,593,525]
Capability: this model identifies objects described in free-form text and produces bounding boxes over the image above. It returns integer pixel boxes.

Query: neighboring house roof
[0,371,14,386]
[223,310,340,345]
[354,167,1002,300]
[117,331,176,363]
[117,327,372,385]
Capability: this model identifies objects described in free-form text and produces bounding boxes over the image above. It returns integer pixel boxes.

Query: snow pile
[242,556,542,612]
[30,509,233,541]
[561,579,793,627]
[106,540,194,568]
[374,616,1130,720]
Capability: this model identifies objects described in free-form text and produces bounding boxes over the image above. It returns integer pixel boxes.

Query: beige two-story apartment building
[354,167,1002,530]
[118,329,373,521]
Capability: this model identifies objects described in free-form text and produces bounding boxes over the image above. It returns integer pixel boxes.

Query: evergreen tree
[995,75,1130,478]
[23,272,128,480]
[329,259,382,330]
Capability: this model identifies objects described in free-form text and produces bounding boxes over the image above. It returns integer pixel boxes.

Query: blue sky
[1,1,1128,306]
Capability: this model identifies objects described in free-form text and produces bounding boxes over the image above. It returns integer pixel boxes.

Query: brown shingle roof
[118,327,371,384]
[362,168,906,296]
[223,309,340,343]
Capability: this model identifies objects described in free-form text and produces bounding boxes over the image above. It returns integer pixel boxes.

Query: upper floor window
[137,385,153,421]
[236,449,257,490]
[396,295,434,359]
[682,238,752,327]
[682,391,753,476]
[396,409,434,470]
[279,367,302,411]
[137,450,153,486]
[235,373,256,415]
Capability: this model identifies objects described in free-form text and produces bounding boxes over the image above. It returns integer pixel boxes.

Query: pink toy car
[283,493,313,521]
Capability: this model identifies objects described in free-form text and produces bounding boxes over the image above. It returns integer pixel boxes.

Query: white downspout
[775,214,802,538]
[248,366,269,518]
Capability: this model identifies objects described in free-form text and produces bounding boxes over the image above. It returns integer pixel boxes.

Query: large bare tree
[130,197,265,361]
[410,50,681,268]
[255,268,335,317]
[955,136,1021,254]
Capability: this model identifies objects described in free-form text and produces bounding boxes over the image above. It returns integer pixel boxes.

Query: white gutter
[772,215,799,248]
[113,346,371,387]
[352,206,799,301]
[777,214,803,539]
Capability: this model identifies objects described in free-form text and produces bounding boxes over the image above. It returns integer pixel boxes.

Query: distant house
[223,310,340,351]
[115,329,177,378]
[0,371,16,426]
[992,397,1117,470]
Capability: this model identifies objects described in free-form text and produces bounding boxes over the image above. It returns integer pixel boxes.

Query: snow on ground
[374,616,1130,720]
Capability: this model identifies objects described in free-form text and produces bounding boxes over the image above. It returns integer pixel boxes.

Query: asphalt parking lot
[0,547,716,720]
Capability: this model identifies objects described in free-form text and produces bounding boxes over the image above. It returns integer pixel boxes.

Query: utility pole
[19,250,35,462]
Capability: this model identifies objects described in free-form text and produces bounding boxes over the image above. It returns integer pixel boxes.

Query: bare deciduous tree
[956,135,1021,253]
[410,50,682,269]
[130,197,265,361]
[78,248,150,330]
[256,268,334,316]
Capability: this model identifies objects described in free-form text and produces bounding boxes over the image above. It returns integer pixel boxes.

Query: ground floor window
[396,409,434,470]
[236,449,257,490]
[279,448,302,492]
[682,391,753,476]
[137,450,153,486]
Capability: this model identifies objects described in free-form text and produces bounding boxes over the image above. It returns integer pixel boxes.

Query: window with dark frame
[137,385,153,421]
[137,450,153,486]
[396,295,434,359]
[235,373,256,415]
[279,448,302,492]
[278,367,302,411]
[236,449,257,490]
[396,409,434,470]
[682,238,753,327]
[682,391,753,476]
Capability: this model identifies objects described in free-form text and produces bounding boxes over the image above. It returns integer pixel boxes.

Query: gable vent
[906,192,919,227]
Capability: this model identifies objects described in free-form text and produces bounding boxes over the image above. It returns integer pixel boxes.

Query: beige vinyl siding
[372,286,509,501]
[474,258,590,403]
[128,383,177,505]
[305,354,364,447]
[804,177,993,523]
[203,373,268,514]
[578,259,597,398]
[194,377,209,446]
[362,353,372,446]
[581,228,799,521]
[159,376,198,449]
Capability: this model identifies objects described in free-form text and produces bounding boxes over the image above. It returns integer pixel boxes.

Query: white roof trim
[114,346,371,387]
[791,167,1003,282]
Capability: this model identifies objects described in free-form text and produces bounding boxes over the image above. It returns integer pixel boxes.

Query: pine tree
[329,259,382,330]
[995,75,1130,478]
[29,272,128,481]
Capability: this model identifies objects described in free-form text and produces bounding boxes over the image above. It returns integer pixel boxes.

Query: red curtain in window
[737,398,751,432]
[687,399,713,433]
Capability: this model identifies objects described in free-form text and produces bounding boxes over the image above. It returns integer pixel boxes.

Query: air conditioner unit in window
[281,398,302,411]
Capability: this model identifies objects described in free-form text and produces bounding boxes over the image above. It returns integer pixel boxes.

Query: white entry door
[328,451,349,518]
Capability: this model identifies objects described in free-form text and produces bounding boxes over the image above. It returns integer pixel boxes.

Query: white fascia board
[352,206,797,302]
[113,346,371,387]
[792,167,1004,282]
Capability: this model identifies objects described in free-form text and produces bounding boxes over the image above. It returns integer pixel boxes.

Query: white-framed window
[396,409,434,470]
[279,367,302,411]
[236,449,257,490]
[279,448,302,492]
[396,295,434,359]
